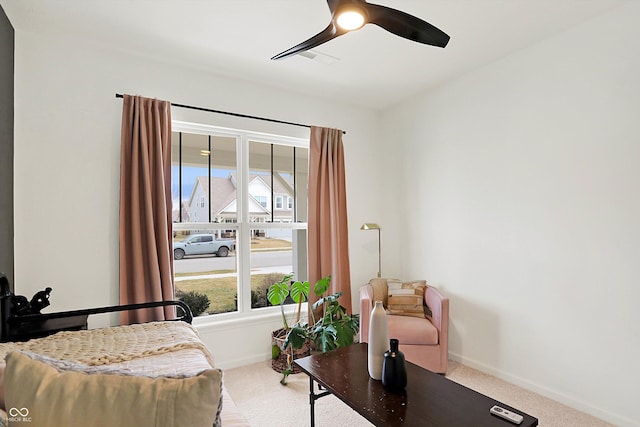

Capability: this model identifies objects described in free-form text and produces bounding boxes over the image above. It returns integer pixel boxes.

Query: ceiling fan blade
[271,22,346,61]
[326,0,342,15]
[365,3,450,48]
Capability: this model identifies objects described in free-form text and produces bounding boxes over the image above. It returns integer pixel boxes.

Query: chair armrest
[425,286,449,348]
[359,284,374,343]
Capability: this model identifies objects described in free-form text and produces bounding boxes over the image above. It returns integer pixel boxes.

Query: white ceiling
[1,0,626,110]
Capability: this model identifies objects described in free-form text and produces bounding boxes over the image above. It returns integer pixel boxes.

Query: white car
[173,234,235,260]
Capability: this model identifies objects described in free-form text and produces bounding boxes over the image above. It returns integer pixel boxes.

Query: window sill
[192,305,309,332]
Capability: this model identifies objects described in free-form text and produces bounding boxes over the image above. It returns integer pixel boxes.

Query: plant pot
[271,328,311,374]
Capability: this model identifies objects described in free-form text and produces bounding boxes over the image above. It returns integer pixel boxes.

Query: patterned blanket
[0,321,214,366]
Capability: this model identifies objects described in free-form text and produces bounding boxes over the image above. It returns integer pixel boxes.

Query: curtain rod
[115,94,345,135]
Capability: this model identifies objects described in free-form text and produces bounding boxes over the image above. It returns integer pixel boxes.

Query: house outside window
[171,122,308,319]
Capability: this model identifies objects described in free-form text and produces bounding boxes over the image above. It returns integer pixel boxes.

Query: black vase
[382,338,407,391]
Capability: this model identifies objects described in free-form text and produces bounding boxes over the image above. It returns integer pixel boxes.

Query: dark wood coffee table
[294,343,538,427]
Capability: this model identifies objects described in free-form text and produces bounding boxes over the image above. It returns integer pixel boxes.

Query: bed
[0,276,249,427]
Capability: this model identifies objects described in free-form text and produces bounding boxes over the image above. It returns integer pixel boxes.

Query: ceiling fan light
[335,8,366,31]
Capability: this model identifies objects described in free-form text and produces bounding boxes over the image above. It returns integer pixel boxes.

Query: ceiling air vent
[297,50,340,65]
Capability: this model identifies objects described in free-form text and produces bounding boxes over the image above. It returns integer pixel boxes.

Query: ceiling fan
[271,0,450,60]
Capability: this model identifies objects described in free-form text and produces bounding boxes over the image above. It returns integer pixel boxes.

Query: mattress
[0,321,249,427]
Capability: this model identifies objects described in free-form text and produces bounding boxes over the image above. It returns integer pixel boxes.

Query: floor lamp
[360,223,381,278]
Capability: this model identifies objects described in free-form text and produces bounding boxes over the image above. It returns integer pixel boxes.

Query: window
[255,195,267,208]
[171,123,308,318]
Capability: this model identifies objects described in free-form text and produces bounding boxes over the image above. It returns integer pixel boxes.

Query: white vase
[367,300,389,380]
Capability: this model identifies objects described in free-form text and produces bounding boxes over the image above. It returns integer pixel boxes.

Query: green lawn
[176,272,287,315]
[174,238,293,315]
[174,269,235,278]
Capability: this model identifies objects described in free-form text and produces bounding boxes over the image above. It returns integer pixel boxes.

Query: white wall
[382,3,639,426]
[11,28,382,367]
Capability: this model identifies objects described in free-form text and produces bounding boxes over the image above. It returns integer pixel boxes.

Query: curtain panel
[119,95,174,324]
[308,126,352,314]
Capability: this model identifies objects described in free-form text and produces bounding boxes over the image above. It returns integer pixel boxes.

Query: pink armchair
[360,279,449,374]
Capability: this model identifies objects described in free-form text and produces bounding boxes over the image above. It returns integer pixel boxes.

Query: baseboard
[448,352,639,427]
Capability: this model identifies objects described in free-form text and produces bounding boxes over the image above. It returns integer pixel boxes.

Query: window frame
[275,195,284,210]
[171,121,309,321]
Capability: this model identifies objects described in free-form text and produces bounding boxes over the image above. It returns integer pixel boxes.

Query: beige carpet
[223,359,613,427]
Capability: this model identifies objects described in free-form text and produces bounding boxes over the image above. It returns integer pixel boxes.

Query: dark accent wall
[0,5,14,289]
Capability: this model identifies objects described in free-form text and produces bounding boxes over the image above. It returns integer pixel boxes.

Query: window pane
[209,136,238,223]
[171,133,184,222]
[172,132,237,224]
[248,141,308,223]
[172,132,208,222]
[173,228,238,316]
[248,141,273,223]
[249,228,307,309]
[295,146,309,222]
[272,144,294,224]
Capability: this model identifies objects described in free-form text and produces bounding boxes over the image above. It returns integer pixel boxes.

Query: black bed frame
[0,273,192,342]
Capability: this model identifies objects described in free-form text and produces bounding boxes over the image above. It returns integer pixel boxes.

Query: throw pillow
[369,278,391,308]
[386,280,429,318]
[4,351,222,427]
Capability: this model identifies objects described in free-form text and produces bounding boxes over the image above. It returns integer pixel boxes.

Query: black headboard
[0,273,193,342]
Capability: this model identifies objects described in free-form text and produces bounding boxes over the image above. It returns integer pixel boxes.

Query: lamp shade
[360,223,380,230]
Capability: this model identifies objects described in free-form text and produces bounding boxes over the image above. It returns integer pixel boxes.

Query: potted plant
[283,275,360,365]
[267,274,311,384]
[308,275,359,353]
[269,275,360,384]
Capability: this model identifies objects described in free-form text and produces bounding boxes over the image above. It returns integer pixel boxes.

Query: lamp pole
[377,227,381,278]
[361,223,382,279]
